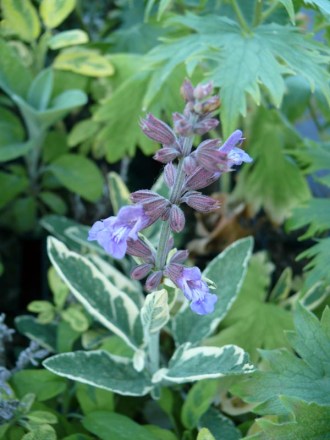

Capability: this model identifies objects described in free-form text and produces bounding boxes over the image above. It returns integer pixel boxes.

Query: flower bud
[182,191,220,213]
[154,147,180,163]
[196,139,224,172]
[183,154,198,174]
[145,271,163,292]
[126,238,155,263]
[169,205,185,233]
[173,112,193,136]
[169,249,189,264]
[140,114,176,145]
[194,117,219,135]
[194,96,220,114]
[131,263,153,280]
[131,190,170,223]
[193,82,213,100]
[185,167,221,190]
[180,79,195,102]
[164,162,177,188]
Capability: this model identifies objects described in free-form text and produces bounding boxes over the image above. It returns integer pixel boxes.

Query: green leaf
[287,198,330,238]
[40,0,76,29]
[22,425,56,440]
[304,0,330,15]
[61,307,89,332]
[44,350,152,396]
[15,315,57,351]
[196,428,216,440]
[28,300,54,313]
[27,69,54,111]
[206,253,294,363]
[10,369,66,401]
[2,0,40,42]
[42,131,69,164]
[152,344,254,385]
[281,76,311,121]
[0,107,25,146]
[108,172,131,214]
[250,397,330,439]
[82,411,159,440]
[292,140,330,173]
[0,38,33,96]
[298,237,330,289]
[47,237,143,350]
[10,196,37,232]
[48,266,69,308]
[0,140,36,162]
[76,383,114,415]
[0,171,28,209]
[172,237,253,346]
[65,225,109,255]
[276,0,295,23]
[48,30,89,49]
[47,154,103,202]
[200,408,242,440]
[141,289,169,338]
[233,304,330,415]
[68,119,100,147]
[54,48,115,77]
[233,109,310,223]
[39,192,67,215]
[27,411,57,425]
[145,14,330,136]
[181,380,219,429]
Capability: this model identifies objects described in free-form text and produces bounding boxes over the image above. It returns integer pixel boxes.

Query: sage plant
[88,80,252,315]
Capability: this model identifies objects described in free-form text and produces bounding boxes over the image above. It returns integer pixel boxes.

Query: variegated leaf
[48,29,89,49]
[152,344,254,384]
[141,289,169,337]
[2,0,40,42]
[40,0,76,29]
[44,350,153,396]
[47,237,143,350]
[172,237,253,346]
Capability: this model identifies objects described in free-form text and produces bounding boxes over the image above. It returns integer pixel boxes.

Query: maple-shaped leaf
[233,304,330,415]
[233,108,310,223]
[287,198,330,238]
[298,237,330,289]
[304,0,330,16]
[247,397,330,439]
[144,13,330,135]
[205,253,294,363]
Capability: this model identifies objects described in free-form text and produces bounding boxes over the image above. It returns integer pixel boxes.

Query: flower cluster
[88,80,252,315]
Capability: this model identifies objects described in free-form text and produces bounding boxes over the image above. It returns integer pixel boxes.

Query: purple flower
[167,265,218,315]
[88,205,149,259]
[218,130,253,169]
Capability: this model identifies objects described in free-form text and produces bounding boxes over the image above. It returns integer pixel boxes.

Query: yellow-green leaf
[2,0,40,42]
[40,0,76,29]
[48,29,89,50]
[54,49,115,77]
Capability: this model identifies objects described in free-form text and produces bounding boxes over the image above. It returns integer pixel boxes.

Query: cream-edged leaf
[141,289,169,337]
[40,0,76,29]
[48,29,89,49]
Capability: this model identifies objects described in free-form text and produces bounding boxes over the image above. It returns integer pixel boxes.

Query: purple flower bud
[185,167,221,191]
[126,238,155,263]
[131,190,170,223]
[131,190,162,204]
[164,162,177,188]
[173,112,193,136]
[88,205,149,259]
[140,114,176,145]
[183,153,198,174]
[173,266,218,315]
[193,117,219,135]
[194,96,220,114]
[181,191,220,213]
[180,79,195,102]
[196,139,223,172]
[154,147,180,163]
[169,205,185,233]
[164,262,183,283]
[145,271,163,292]
[193,82,213,100]
[169,249,189,264]
[131,263,153,280]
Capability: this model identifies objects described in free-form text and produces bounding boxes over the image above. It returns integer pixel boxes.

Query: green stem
[231,0,251,34]
[253,0,263,27]
[260,2,279,23]
[148,332,160,373]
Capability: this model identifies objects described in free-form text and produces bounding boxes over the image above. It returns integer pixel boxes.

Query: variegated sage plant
[43,81,255,401]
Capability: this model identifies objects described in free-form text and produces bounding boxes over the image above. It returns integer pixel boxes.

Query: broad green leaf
[145,426,177,440]
[47,237,143,350]
[0,172,28,209]
[141,289,169,337]
[56,320,80,353]
[68,119,100,147]
[0,107,25,146]
[47,154,103,202]
[10,369,66,401]
[15,315,57,351]
[65,225,107,255]
[206,253,294,363]
[76,383,114,415]
[233,305,330,415]
[304,0,330,15]
[250,397,330,439]
[8,196,37,232]
[152,344,254,385]
[83,411,159,440]
[286,198,330,238]
[144,14,330,136]
[0,140,36,162]
[27,69,54,111]
[44,350,152,396]
[281,76,311,121]
[48,30,89,50]
[2,0,40,42]
[42,131,69,164]
[298,237,330,289]
[0,38,32,96]
[26,411,57,425]
[40,214,82,250]
[108,172,131,214]
[172,237,253,346]
[181,380,219,429]
[22,425,56,440]
[200,408,242,440]
[233,109,310,223]
[54,49,115,77]
[40,0,76,28]
[276,0,295,22]
[39,191,67,215]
